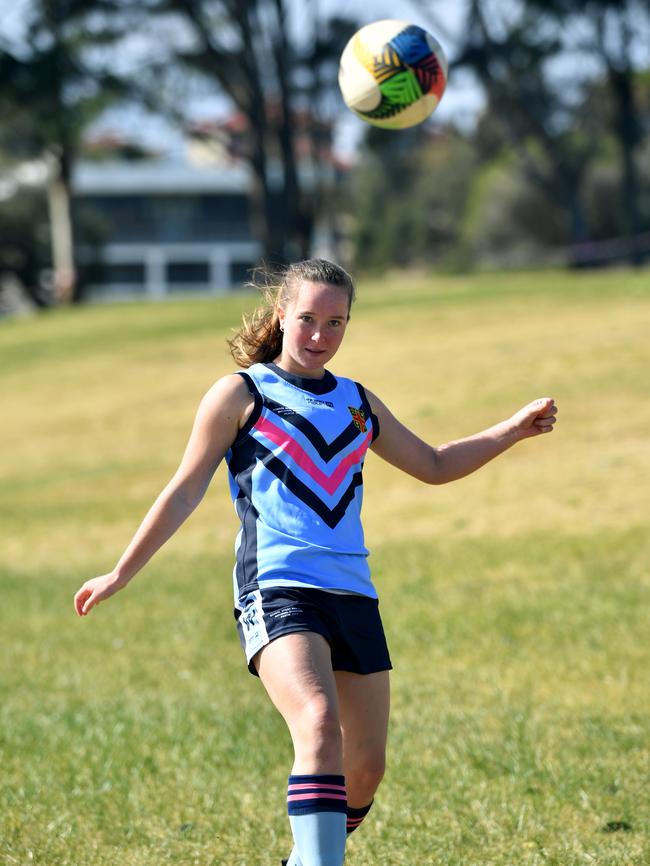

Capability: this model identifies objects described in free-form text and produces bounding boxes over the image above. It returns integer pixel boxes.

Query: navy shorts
[234,586,392,677]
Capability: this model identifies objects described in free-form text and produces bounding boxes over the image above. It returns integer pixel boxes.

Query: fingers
[532,397,558,433]
[74,573,124,616]
[513,397,558,438]
[82,592,98,616]
[534,397,556,415]
[73,586,95,617]
[534,414,557,432]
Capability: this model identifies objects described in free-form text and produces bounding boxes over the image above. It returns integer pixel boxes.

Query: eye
[300,315,313,323]
[329,320,342,327]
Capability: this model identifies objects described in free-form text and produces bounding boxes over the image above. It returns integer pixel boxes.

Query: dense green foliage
[349,2,650,270]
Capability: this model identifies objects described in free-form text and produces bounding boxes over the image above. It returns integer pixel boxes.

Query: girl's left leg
[335,669,390,834]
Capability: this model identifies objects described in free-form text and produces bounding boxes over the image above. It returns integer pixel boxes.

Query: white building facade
[73,160,262,298]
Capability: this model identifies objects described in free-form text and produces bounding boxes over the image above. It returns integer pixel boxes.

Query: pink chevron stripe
[288,783,347,792]
[347,818,365,825]
[255,416,371,496]
[288,793,348,802]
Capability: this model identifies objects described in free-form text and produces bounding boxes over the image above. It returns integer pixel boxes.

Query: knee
[347,754,386,799]
[295,695,342,755]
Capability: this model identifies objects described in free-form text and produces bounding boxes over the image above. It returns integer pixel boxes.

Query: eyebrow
[297,310,347,319]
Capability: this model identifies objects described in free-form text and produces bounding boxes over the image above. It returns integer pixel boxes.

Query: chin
[301,351,329,366]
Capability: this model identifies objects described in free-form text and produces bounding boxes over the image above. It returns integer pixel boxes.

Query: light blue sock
[286,774,347,866]
[286,800,374,865]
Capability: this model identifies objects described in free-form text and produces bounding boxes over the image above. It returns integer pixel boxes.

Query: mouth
[304,348,326,355]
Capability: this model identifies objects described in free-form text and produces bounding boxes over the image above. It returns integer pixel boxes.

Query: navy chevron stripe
[229,435,363,529]
[263,396,367,461]
[262,445,363,529]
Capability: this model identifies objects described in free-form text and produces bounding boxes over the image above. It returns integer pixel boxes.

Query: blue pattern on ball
[389,25,431,66]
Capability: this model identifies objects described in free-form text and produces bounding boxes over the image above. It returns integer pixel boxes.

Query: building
[73,112,344,300]
[73,156,262,298]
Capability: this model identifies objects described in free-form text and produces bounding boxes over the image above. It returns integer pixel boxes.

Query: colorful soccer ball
[338,19,448,130]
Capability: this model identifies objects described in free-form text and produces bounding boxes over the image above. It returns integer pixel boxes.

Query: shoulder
[356,385,386,417]
[204,371,252,400]
[199,373,255,424]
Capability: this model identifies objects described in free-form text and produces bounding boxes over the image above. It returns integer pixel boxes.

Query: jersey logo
[348,406,367,433]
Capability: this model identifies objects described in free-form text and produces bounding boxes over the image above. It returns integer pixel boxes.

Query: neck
[273,355,326,379]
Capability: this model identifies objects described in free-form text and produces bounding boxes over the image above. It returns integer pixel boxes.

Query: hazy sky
[0,0,484,157]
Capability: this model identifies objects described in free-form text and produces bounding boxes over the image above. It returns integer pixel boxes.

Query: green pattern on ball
[379,69,422,106]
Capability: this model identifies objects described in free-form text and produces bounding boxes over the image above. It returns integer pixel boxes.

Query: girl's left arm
[367,391,557,484]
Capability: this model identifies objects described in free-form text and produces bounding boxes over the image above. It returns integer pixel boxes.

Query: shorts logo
[348,406,367,433]
[241,607,258,630]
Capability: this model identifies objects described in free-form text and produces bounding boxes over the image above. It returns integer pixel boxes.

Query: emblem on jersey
[348,406,367,433]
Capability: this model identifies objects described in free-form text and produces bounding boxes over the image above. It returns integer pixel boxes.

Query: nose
[310,328,322,342]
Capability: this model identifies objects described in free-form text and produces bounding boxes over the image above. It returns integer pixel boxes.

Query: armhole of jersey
[356,382,380,443]
[233,371,263,444]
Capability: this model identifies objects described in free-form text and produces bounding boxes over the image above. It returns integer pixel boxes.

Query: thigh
[335,669,390,769]
[254,630,341,733]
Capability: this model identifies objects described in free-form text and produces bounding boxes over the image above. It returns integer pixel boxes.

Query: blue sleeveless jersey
[226,362,380,601]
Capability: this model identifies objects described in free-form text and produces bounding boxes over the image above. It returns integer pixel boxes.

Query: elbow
[168,480,207,515]
[423,447,445,485]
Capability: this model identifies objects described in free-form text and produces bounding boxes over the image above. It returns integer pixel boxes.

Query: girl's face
[276,280,350,377]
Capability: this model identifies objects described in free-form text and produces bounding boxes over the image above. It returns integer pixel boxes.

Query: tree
[350,125,477,271]
[126,0,357,265]
[0,1,129,303]
[451,0,601,257]
[432,0,650,265]
[527,0,650,263]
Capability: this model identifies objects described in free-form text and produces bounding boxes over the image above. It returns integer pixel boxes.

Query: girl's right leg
[254,632,347,866]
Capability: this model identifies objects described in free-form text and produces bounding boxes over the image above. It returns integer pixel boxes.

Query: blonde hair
[228,258,356,368]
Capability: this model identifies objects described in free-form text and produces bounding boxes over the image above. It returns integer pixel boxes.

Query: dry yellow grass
[2,270,648,572]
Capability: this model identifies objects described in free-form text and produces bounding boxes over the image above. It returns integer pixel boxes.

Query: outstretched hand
[74,572,127,617]
[510,397,558,440]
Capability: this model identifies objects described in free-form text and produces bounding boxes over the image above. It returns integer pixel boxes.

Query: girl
[74,259,557,866]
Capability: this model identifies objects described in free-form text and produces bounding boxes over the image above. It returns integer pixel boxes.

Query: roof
[72,159,252,196]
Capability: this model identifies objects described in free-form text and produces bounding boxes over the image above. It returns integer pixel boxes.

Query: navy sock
[286,774,347,866]
[346,800,373,834]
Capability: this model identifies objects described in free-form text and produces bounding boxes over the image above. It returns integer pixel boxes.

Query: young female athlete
[74,259,557,866]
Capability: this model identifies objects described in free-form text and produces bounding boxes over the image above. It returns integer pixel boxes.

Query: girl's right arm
[73,374,253,617]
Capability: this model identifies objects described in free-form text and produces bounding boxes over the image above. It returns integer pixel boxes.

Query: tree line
[0,0,648,306]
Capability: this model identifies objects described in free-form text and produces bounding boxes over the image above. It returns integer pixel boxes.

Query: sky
[0,0,485,159]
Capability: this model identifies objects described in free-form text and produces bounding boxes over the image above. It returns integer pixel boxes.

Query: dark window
[231,261,255,286]
[166,261,210,285]
[96,262,146,285]
[76,193,252,243]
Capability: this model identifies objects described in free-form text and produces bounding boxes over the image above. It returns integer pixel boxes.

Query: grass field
[1,269,649,865]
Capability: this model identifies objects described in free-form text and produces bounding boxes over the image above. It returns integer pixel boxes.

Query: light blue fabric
[227,362,379,601]
[287,811,347,866]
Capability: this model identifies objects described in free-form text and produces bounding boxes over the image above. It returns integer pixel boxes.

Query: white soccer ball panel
[353,19,412,51]
[338,40,381,112]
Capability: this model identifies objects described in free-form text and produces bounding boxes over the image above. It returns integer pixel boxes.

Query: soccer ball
[338,19,448,130]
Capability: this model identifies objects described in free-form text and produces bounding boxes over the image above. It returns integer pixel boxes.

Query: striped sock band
[346,800,373,834]
[287,774,348,815]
